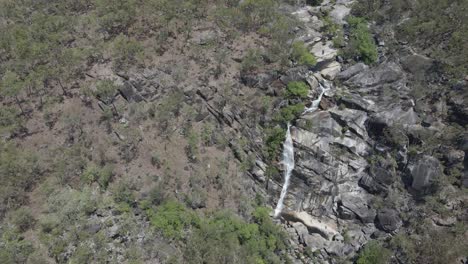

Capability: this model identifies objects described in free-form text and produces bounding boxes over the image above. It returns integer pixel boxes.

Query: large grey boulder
[339,193,376,223]
[339,92,376,112]
[359,157,396,194]
[329,108,368,138]
[283,211,339,240]
[408,156,442,191]
[311,41,338,62]
[376,209,402,232]
[346,62,403,87]
[119,81,144,102]
[329,4,351,25]
[280,66,308,84]
[336,63,368,81]
[401,54,433,77]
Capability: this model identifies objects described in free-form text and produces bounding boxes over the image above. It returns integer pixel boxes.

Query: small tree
[291,41,317,67]
[1,71,25,115]
[345,16,378,64]
[112,34,144,71]
[52,47,87,96]
[95,80,119,116]
[357,241,391,264]
[286,81,309,98]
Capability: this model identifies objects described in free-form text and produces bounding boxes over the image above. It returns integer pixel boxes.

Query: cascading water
[303,82,330,114]
[274,123,295,218]
[274,79,330,218]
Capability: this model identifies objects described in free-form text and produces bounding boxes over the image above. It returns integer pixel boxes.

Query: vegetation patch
[343,16,378,64]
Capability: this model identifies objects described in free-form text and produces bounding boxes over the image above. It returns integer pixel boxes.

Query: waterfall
[303,82,330,114]
[274,123,295,218]
[274,80,330,218]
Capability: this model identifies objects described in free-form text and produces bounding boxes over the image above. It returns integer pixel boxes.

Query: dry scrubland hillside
[0,0,467,263]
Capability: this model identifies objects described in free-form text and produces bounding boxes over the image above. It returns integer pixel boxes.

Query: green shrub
[0,227,34,263]
[264,126,285,160]
[276,103,305,123]
[95,0,136,33]
[0,142,40,217]
[344,16,378,64]
[286,81,309,98]
[291,41,316,66]
[112,34,144,70]
[81,163,113,189]
[148,184,167,206]
[357,241,391,264]
[186,128,199,162]
[0,106,22,135]
[241,49,264,72]
[184,208,287,264]
[147,200,199,239]
[9,207,35,232]
[112,180,135,205]
[239,0,278,30]
[94,80,119,104]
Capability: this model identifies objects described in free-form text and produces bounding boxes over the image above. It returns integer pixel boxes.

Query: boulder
[283,211,339,240]
[304,233,331,251]
[346,62,403,87]
[119,82,144,102]
[311,41,338,62]
[320,61,341,80]
[326,241,354,257]
[339,193,376,223]
[376,209,402,232]
[401,54,433,77]
[240,71,277,89]
[339,93,376,112]
[329,108,368,138]
[292,222,309,245]
[280,67,308,84]
[408,156,442,191]
[336,63,368,81]
[329,5,351,25]
[359,163,395,194]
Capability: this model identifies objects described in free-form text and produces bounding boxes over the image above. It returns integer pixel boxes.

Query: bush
[94,80,119,104]
[344,16,378,64]
[291,41,316,66]
[0,106,22,135]
[264,126,285,160]
[147,200,199,239]
[81,163,113,189]
[286,81,309,98]
[241,49,264,72]
[0,142,40,217]
[95,0,136,33]
[0,227,34,263]
[239,0,278,30]
[276,103,305,123]
[185,128,199,162]
[9,207,35,232]
[357,241,391,264]
[112,34,144,70]
[184,208,288,264]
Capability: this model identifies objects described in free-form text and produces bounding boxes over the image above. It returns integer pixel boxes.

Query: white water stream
[274,123,295,218]
[274,80,330,218]
[303,82,330,114]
